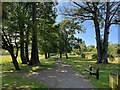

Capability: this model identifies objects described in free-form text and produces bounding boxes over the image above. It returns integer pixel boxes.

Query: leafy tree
[2,3,20,70]
[58,19,84,58]
[37,2,57,59]
[86,45,95,52]
[60,2,120,63]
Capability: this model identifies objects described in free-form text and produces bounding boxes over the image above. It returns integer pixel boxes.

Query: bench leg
[96,68,99,79]
[89,67,92,75]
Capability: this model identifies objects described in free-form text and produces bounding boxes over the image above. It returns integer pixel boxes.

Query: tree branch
[73,2,93,13]
[109,3,120,24]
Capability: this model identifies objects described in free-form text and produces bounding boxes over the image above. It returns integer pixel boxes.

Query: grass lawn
[1,55,55,72]
[62,56,120,88]
[0,55,55,89]
[2,74,48,89]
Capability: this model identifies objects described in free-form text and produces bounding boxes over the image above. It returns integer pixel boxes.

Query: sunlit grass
[2,74,48,89]
[62,56,120,88]
[0,55,55,72]
[1,55,55,89]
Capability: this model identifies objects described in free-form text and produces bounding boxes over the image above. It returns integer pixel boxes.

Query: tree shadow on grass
[2,74,48,90]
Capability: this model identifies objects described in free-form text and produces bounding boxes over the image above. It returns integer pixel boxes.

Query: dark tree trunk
[60,51,62,58]
[29,2,40,65]
[103,2,110,64]
[20,31,27,64]
[25,41,29,62]
[93,18,103,63]
[9,45,20,70]
[45,52,48,59]
[65,53,68,59]
[11,53,20,70]
[2,33,20,70]
[48,53,50,58]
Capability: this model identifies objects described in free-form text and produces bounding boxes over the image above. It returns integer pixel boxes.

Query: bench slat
[85,69,96,74]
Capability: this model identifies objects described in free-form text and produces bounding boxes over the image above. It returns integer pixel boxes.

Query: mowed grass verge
[2,74,48,89]
[1,55,55,89]
[62,56,120,88]
[1,55,55,72]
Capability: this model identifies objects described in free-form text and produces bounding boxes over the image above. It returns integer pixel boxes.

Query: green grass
[62,56,120,88]
[1,55,55,72]
[1,55,55,89]
[2,74,48,89]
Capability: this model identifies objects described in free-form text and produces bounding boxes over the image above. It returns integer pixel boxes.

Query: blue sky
[55,2,119,46]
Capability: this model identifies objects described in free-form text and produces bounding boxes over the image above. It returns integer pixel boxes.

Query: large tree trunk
[65,53,68,59]
[92,3,103,63]
[60,51,62,58]
[11,53,20,70]
[2,33,20,70]
[48,53,50,58]
[103,2,110,64]
[93,18,103,63]
[25,29,29,62]
[20,30,27,64]
[25,41,29,62]
[29,2,40,65]
[45,52,48,59]
[9,46,20,70]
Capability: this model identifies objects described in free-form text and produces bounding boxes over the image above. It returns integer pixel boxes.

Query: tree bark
[48,53,50,58]
[29,2,41,65]
[11,52,20,70]
[20,30,27,64]
[103,2,110,64]
[93,18,103,63]
[65,53,68,59]
[45,52,48,59]
[25,28,29,62]
[60,51,62,58]
[25,41,29,62]
[2,32,20,70]
[9,45,20,70]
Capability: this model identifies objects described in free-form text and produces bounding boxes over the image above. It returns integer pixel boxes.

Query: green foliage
[92,54,98,59]
[86,45,95,52]
[37,2,58,54]
[81,53,85,58]
[108,44,118,57]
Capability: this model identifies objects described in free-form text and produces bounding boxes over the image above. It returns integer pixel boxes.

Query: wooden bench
[85,66,99,79]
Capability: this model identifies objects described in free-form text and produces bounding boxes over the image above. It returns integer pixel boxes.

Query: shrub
[81,53,85,58]
[92,54,98,59]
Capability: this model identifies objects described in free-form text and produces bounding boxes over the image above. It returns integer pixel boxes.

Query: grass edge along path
[1,55,55,72]
[62,57,120,88]
[2,74,48,89]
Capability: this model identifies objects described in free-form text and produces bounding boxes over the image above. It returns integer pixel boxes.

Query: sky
[55,2,119,46]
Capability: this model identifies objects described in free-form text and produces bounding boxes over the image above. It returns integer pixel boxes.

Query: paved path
[5,58,96,88]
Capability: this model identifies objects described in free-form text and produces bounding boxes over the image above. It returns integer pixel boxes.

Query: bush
[4,51,10,55]
[69,51,76,55]
[76,51,81,56]
[108,54,115,62]
[50,53,57,56]
[92,54,98,59]
[81,53,85,58]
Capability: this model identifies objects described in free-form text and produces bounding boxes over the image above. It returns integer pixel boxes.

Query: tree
[29,2,41,65]
[17,3,28,64]
[37,2,57,59]
[2,3,20,70]
[60,2,120,63]
[58,19,84,59]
